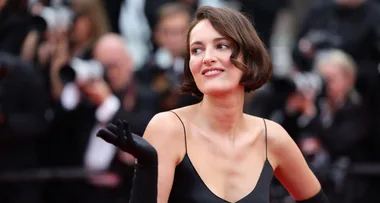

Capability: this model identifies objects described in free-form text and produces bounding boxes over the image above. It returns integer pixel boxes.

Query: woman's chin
[200,85,239,97]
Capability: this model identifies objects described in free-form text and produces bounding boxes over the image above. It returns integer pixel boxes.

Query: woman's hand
[98,119,159,202]
[97,119,158,166]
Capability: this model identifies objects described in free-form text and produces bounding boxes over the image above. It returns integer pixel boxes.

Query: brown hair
[180,6,273,97]
[73,0,110,47]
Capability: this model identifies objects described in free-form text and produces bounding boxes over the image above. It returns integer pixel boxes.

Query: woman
[98,6,329,203]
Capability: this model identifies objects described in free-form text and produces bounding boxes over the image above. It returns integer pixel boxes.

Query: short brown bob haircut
[180,6,273,97]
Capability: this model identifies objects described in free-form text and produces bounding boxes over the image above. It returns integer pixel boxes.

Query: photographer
[292,0,380,72]
[44,33,157,203]
[291,1,380,149]
[286,50,370,202]
[248,49,371,202]
[84,33,158,203]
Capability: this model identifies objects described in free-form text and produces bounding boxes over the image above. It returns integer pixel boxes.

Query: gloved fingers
[115,119,124,136]
[123,120,133,141]
[107,123,118,134]
[96,128,118,145]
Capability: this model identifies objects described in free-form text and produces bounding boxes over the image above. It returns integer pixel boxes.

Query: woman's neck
[197,88,245,139]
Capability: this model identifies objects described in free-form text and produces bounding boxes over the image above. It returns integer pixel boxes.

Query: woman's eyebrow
[190,37,227,46]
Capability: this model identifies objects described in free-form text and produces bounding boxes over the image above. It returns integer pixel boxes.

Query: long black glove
[296,189,329,203]
[96,119,158,203]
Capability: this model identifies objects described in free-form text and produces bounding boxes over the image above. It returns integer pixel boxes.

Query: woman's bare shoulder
[245,115,293,168]
[143,110,187,140]
[142,107,194,161]
[261,119,288,142]
[245,115,289,143]
[255,118,321,199]
[144,104,196,136]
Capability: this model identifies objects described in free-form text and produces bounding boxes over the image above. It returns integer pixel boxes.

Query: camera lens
[59,64,76,83]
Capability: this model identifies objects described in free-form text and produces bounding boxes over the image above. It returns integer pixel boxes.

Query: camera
[37,4,74,31]
[271,71,326,98]
[303,30,343,51]
[293,30,343,71]
[59,57,104,84]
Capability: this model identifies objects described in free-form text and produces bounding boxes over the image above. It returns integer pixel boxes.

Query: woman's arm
[137,112,184,203]
[267,120,328,202]
[97,112,184,203]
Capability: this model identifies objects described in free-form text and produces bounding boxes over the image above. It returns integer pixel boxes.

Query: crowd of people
[0,0,379,203]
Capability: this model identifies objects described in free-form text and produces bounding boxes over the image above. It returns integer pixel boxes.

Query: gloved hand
[96,119,158,166]
[97,119,159,202]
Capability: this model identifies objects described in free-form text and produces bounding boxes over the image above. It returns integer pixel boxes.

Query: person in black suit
[44,33,158,203]
[84,33,159,203]
[0,52,49,203]
[282,50,371,202]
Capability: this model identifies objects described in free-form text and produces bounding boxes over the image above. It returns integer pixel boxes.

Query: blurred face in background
[155,12,190,57]
[70,0,109,48]
[71,14,92,45]
[103,51,133,92]
[318,62,355,104]
[94,35,134,92]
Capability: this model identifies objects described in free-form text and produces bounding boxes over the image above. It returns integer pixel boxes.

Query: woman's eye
[191,48,202,54]
[217,44,229,49]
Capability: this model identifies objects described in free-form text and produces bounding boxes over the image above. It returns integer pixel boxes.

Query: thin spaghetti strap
[263,118,268,159]
[170,111,188,153]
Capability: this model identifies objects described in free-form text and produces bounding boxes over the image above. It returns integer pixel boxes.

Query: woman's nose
[203,48,216,66]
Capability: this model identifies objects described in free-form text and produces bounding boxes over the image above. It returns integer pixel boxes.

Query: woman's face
[188,20,243,96]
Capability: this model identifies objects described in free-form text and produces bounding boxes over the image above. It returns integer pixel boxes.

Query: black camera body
[271,71,327,99]
[293,30,344,71]
[59,57,104,84]
[304,30,343,50]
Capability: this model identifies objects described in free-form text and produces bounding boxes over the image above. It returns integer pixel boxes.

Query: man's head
[315,49,357,103]
[154,2,192,57]
[94,33,134,92]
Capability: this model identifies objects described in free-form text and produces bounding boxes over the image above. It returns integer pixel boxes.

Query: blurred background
[0,0,379,202]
